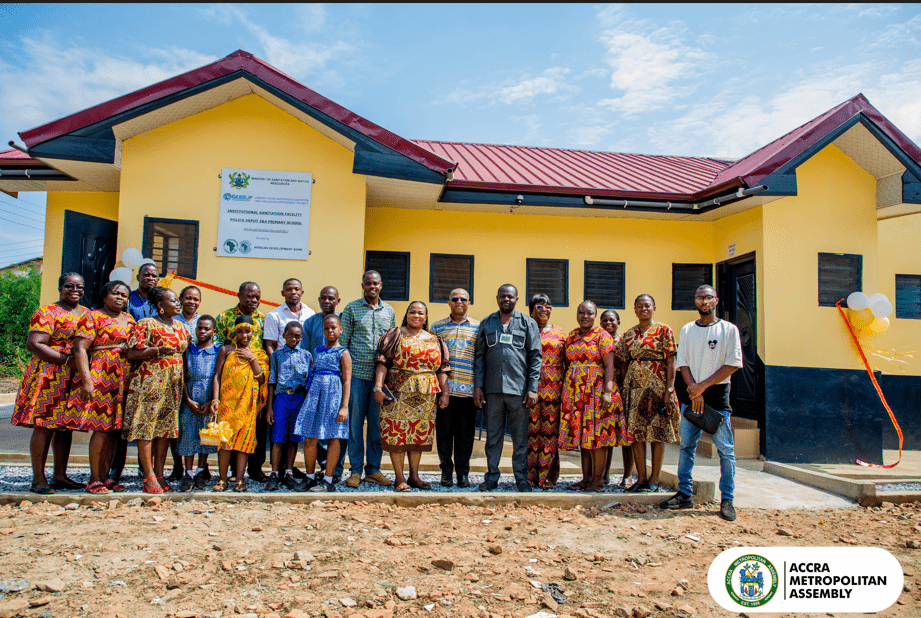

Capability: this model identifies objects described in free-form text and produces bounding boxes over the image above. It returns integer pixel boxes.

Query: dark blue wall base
[764,365,883,464]
[877,373,921,450]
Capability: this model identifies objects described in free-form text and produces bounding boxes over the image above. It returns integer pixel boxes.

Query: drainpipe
[0,169,69,178]
[584,184,768,211]
[6,141,30,156]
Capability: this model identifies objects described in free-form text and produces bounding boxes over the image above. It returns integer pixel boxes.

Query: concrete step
[695,416,761,459]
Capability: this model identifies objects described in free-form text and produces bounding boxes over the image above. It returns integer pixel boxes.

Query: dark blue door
[61,210,118,309]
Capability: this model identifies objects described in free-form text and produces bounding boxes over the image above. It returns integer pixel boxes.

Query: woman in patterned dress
[12,272,88,494]
[211,315,269,492]
[70,280,135,494]
[616,294,680,493]
[559,301,623,493]
[122,286,190,494]
[373,302,450,492]
[600,309,635,489]
[526,294,567,489]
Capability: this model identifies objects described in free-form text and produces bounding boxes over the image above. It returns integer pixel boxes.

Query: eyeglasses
[62,284,85,291]
[535,304,552,311]
[695,295,716,302]
[450,297,469,303]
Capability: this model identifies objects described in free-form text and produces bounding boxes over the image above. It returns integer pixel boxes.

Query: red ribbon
[836,300,902,468]
[169,272,281,308]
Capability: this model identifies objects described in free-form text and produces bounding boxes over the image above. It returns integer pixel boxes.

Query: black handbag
[682,402,723,435]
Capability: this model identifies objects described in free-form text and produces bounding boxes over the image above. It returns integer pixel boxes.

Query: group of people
[12,265,742,520]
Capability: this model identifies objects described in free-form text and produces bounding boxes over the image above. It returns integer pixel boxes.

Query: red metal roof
[414,140,732,201]
[0,149,52,168]
[19,50,456,176]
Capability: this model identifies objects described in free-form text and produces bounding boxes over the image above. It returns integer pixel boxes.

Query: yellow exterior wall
[40,191,120,305]
[117,94,367,316]
[762,145,879,370]
[878,212,921,376]
[364,208,715,334]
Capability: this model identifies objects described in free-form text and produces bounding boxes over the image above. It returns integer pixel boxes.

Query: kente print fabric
[218,347,270,453]
[559,326,625,450]
[616,322,681,444]
[12,304,84,430]
[526,324,566,487]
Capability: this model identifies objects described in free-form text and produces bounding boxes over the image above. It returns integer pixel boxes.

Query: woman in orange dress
[122,286,190,494]
[12,272,88,494]
[373,302,450,492]
[526,294,567,489]
[559,301,623,492]
[70,280,135,494]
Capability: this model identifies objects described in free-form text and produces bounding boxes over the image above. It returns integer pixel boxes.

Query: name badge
[499,333,513,345]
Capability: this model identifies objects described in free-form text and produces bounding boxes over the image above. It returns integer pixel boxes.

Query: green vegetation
[0,270,41,376]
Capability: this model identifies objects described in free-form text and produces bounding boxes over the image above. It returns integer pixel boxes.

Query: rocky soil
[0,497,918,618]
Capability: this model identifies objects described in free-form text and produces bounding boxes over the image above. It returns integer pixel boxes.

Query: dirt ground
[0,498,918,618]
[0,377,19,394]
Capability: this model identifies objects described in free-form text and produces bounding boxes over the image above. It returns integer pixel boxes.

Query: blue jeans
[678,404,735,500]
[345,378,382,477]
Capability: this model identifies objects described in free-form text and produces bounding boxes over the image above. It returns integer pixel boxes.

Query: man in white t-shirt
[660,284,743,521]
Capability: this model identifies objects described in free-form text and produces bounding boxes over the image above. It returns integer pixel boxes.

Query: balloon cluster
[109,248,157,286]
[846,292,893,334]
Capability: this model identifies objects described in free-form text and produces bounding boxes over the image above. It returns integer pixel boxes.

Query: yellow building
[1,50,919,463]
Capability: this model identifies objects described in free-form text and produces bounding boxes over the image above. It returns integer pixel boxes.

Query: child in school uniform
[294,314,351,492]
[177,315,220,491]
[266,322,312,491]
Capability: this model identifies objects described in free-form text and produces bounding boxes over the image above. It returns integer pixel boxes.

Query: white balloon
[870,297,893,319]
[868,293,887,306]
[121,248,145,270]
[846,292,870,311]
[109,267,134,285]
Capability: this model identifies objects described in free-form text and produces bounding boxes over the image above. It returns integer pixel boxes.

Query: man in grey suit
[473,284,542,492]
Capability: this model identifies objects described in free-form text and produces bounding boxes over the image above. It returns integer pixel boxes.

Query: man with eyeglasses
[660,284,743,521]
[429,289,480,488]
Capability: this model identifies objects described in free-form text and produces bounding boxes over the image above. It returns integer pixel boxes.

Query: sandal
[212,480,228,492]
[407,478,431,490]
[142,477,164,494]
[233,480,247,493]
[86,481,109,495]
[156,476,174,493]
[567,479,588,491]
[102,479,125,493]
[394,482,412,492]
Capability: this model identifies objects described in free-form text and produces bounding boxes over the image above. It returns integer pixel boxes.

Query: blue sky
[1,3,920,267]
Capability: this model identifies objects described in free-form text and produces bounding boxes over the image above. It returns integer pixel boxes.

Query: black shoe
[720,499,737,522]
[660,492,693,510]
[310,479,336,492]
[457,475,470,488]
[291,467,306,479]
[167,468,184,482]
[264,474,280,492]
[49,478,86,490]
[201,468,212,481]
[295,477,319,492]
[516,481,532,492]
[29,485,55,495]
[280,474,298,490]
[248,470,270,483]
[193,472,207,490]
[626,481,648,493]
[440,473,454,488]
[332,475,342,484]
[179,475,194,492]
[478,480,498,492]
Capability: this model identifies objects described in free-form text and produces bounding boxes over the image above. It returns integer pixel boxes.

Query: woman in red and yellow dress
[122,286,190,494]
[12,272,88,494]
[373,301,450,492]
[69,280,135,494]
[526,294,567,489]
[559,301,623,492]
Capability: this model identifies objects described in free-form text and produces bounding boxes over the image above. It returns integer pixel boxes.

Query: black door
[61,210,118,309]
[717,252,763,424]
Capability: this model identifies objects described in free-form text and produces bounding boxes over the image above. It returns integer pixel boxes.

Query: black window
[584,261,625,309]
[143,217,199,278]
[365,250,410,301]
[672,263,713,310]
[526,259,568,307]
[896,274,921,319]
[818,253,862,307]
[430,254,474,304]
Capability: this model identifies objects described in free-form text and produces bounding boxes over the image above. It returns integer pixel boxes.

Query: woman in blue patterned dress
[294,314,352,492]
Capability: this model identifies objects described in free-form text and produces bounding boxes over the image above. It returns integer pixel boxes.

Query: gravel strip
[876,482,921,492]
[0,465,671,495]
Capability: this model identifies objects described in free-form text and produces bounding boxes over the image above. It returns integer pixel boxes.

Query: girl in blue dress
[295,314,351,492]
[177,315,220,491]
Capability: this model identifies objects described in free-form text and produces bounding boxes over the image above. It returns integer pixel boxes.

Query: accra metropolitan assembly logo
[725,554,779,608]
[228,171,250,190]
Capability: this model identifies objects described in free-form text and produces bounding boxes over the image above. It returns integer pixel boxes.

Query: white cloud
[0,36,215,141]
[438,67,576,107]
[871,13,921,47]
[855,4,901,19]
[299,4,328,34]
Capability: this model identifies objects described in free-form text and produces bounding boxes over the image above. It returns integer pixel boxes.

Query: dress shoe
[179,475,194,492]
[516,481,532,492]
[660,492,693,510]
[281,474,300,491]
[264,474,279,492]
[478,480,498,491]
[720,499,737,522]
[457,475,470,488]
[440,473,454,488]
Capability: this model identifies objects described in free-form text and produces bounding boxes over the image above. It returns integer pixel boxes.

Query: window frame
[429,253,475,304]
[895,274,921,319]
[817,252,862,307]
[142,216,199,278]
[364,250,411,302]
[671,263,714,311]
[526,258,569,308]
[583,260,626,309]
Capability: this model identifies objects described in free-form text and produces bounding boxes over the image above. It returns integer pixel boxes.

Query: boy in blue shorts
[266,322,312,491]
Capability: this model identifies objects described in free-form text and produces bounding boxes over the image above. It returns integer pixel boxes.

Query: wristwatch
[667,387,674,393]
[372,386,382,393]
